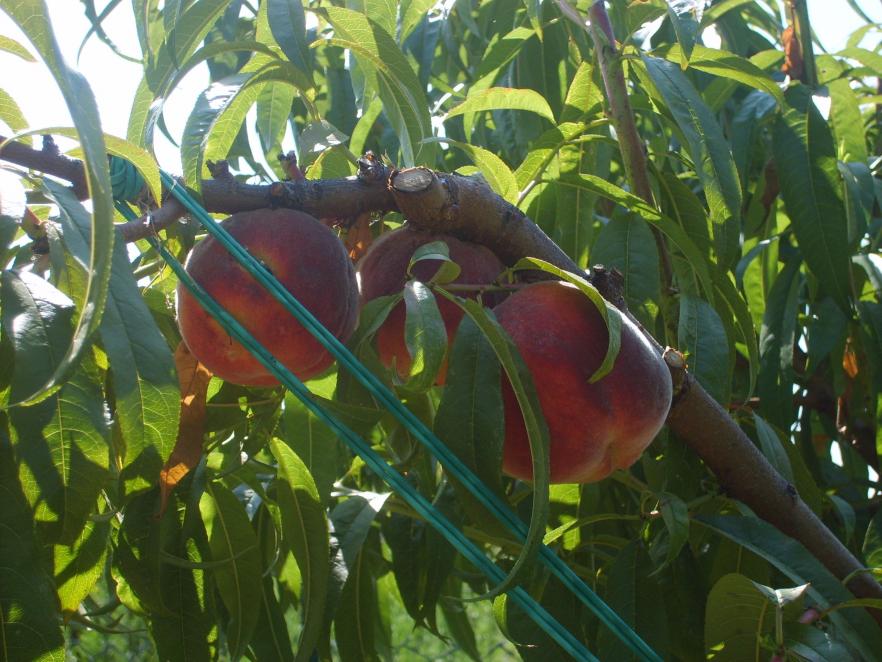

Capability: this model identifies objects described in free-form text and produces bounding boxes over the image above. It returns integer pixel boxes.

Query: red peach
[357,225,505,384]
[493,281,672,484]
[176,209,359,387]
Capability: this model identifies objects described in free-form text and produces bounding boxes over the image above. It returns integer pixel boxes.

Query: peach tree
[1,0,882,660]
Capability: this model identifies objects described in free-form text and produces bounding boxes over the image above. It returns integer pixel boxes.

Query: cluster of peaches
[176,209,671,485]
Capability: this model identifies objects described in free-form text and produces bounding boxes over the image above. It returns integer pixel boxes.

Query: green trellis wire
[111,158,661,662]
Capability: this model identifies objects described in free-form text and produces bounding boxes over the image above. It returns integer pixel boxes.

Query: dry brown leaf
[346,212,374,262]
[781,26,803,80]
[842,338,859,379]
[158,342,212,516]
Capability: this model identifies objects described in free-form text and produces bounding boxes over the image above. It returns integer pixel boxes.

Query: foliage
[1,0,882,660]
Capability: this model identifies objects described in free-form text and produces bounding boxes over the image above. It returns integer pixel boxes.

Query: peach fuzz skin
[176,209,359,387]
[494,281,672,484]
[357,225,505,385]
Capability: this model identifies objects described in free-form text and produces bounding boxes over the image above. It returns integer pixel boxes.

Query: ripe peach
[493,281,672,484]
[357,225,505,384]
[176,209,359,387]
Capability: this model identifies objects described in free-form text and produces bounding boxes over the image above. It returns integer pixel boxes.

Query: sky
[0,0,881,212]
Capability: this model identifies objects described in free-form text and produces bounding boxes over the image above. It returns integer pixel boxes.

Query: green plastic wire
[115,200,598,661]
[110,159,660,661]
[154,169,661,662]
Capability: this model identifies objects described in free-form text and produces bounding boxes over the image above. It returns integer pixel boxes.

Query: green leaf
[659,44,784,104]
[256,81,295,156]
[200,482,263,659]
[181,73,260,190]
[0,430,64,661]
[514,121,586,194]
[250,575,294,662]
[828,78,868,163]
[512,257,622,382]
[659,492,690,566]
[1,2,114,406]
[713,274,759,396]
[751,413,794,484]
[267,0,311,77]
[704,573,777,660]
[0,269,75,405]
[696,515,882,660]
[596,541,669,662]
[445,87,556,124]
[407,241,461,285]
[8,362,110,545]
[52,517,110,613]
[0,88,28,133]
[772,85,852,311]
[433,296,548,601]
[401,280,447,391]
[472,26,538,93]
[863,508,882,570]
[561,61,604,123]
[435,315,506,505]
[269,438,329,662]
[678,294,730,404]
[114,489,215,660]
[334,541,382,662]
[556,173,715,300]
[51,189,179,497]
[279,393,342,506]
[322,7,432,166]
[665,0,702,65]
[423,137,518,202]
[591,216,661,318]
[639,56,743,227]
[837,46,882,76]
[0,34,35,60]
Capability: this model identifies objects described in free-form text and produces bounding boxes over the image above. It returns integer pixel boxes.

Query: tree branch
[1,133,880,622]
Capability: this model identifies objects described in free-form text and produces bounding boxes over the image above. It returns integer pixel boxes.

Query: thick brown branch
[0,135,88,199]
[669,371,882,623]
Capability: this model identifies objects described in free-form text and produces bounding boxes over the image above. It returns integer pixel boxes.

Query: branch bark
[1,133,881,623]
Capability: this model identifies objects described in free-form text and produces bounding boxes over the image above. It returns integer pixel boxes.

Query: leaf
[0,87,28,133]
[555,173,715,299]
[837,46,882,76]
[595,541,670,662]
[660,44,784,104]
[665,0,703,65]
[863,508,882,570]
[434,315,506,511]
[639,56,743,227]
[199,482,263,659]
[322,7,432,166]
[514,121,586,194]
[250,575,294,662]
[159,343,211,515]
[0,34,35,60]
[52,517,110,614]
[695,515,882,659]
[267,0,312,77]
[279,391,343,506]
[401,280,447,391]
[432,296,548,601]
[445,87,556,124]
[751,413,794,484]
[2,2,114,405]
[828,78,868,163]
[772,85,851,311]
[256,81,295,157]
[422,137,518,202]
[334,540,381,662]
[8,361,110,545]
[678,295,730,404]
[0,269,75,405]
[512,257,622,382]
[472,26,538,93]
[591,216,661,318]
[114,489,214,660]
[62,209,179,498]
[659,492,690,566]
[269,438,329,662]
[0,430,64,661]
[704,573,777,660]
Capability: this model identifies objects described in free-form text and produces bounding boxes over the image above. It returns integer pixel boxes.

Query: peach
[357,225,505,384]
[493,281,672,484]
[176,209,359,387]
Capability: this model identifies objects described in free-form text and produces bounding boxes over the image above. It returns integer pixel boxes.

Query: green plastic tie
[133,170,660,662]
[116,200,598,661]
